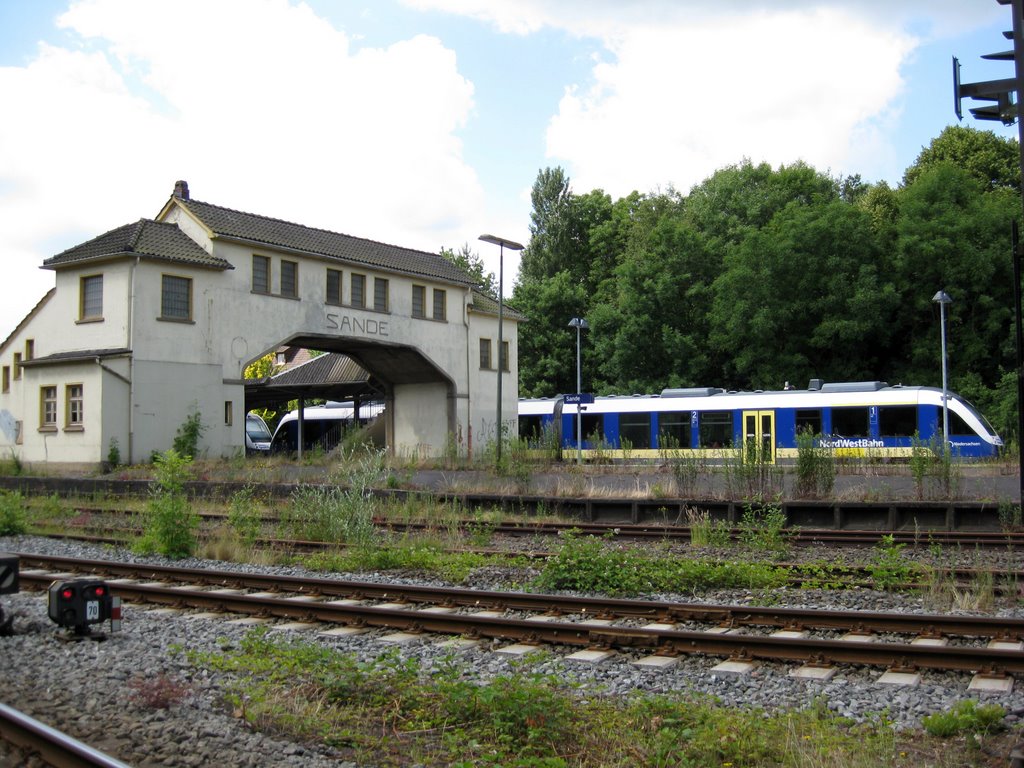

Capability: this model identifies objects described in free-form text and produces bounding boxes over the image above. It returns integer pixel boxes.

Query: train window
[659,412,691,449]
[795,409,822,436]
[582,413,604,443]
[878,406,917,437]
[519,415,543,441]
[620,412,651,449]
[949,410,973,435]
[699,411,733,448]
[831,407,869,437]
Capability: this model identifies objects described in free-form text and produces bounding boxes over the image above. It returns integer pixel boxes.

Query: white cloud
[0,0,482,335]
[408,0,998,198]
[546,6,916,196]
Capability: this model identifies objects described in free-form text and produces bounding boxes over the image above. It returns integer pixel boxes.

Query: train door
[742,410,776,463]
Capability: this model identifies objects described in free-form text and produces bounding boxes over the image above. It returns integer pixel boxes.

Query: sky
[0,0,1019,336]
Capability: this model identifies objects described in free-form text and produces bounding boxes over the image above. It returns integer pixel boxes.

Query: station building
[0,181,521,470]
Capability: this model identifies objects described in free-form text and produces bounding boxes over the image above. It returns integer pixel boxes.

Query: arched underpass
[244,334,457,457]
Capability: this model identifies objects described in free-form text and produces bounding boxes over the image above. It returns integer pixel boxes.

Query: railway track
[47,503,1024,547]
[0,702,131,768]
[13,553,1024,681]
[26,530,1024,595]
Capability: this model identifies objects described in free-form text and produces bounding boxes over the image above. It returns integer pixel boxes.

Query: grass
[185,627,1003,768]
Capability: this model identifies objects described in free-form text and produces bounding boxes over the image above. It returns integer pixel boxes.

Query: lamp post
[568,317,588,464]
[478,234,525,466]
[932,290,953,453]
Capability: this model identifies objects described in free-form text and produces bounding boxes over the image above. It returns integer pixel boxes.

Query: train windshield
[953,396,999,439]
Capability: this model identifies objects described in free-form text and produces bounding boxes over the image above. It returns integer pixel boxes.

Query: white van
[270,401,383,454]
[244,412,273,454]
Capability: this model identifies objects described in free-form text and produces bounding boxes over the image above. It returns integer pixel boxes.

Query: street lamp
[568,317,589,464]
[932,290,953,453]
[478,234,525,465]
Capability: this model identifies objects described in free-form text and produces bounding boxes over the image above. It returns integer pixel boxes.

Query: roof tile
[43,220,230,270]
[178,198,475,285]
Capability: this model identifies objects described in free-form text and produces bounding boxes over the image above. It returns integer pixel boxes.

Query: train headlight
[47,579,115,636]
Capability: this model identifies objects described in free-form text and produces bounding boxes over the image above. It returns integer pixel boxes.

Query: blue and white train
[517,380,1003,461]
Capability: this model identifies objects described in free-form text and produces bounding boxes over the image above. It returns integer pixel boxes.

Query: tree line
[497,126,1023,444]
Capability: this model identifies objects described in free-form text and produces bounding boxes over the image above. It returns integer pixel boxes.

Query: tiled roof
[43,220,231,270]
[176,198,476,286]
[468,289,526,321]
[269,352,370,387]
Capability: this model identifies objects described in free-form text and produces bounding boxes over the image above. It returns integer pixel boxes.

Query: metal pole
[576,323,582,465]
[1014,222,1024,503]
[940,301,949,453]
[496,243,504,466]
[1014,0,1024,504]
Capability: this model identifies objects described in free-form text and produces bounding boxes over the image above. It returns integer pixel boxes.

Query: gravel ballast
[1,534,1022,767]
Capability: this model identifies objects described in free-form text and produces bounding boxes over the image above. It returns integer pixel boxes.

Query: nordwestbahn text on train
[518,380,1002,461]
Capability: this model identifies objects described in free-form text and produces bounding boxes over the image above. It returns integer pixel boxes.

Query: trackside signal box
[0,554,17,595]
[0,553,17,635]
[47,579,121,636]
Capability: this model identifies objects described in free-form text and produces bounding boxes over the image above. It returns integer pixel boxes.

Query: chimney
[173,180,190,200]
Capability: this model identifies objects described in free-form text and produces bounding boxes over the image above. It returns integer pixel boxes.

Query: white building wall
[0,199,519,467]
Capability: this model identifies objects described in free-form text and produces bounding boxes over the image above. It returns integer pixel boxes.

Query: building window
[326,269,342,304]
[479,338,492,369]
[14,420,22,445]
[351,274,366,308]
[224,401,233,426]
[374,277,389,312]
[66,384,83,428]
[160,275,192,321]
[13,353,21,380]
[500,340,509,372]
[432,289,446,321]
[80,275,103,320]
[412,285,426,318]
[252,255,270,293]
[40,386,57,430]
[25,339,34,361]
[1,366,8,393]
[280,260,298,298]
[275,352,286,365]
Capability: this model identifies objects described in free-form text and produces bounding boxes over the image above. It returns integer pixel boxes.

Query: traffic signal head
[47,579,112,635]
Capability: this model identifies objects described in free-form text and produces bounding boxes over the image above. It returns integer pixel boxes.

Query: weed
[106,438,121,469]
[922,699,1005,738]
[227,485,263,547]
[189,629,910,767]
[172,408,205,460]
[869,534,917,591]
[127,673,191,709]
[686,507,731,548]
[998,500,1022,530]
[794,430,835,498]
[737,502,790,554]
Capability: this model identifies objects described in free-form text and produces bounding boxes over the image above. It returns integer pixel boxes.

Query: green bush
[0,490,28,535]
[136,450,199,558]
